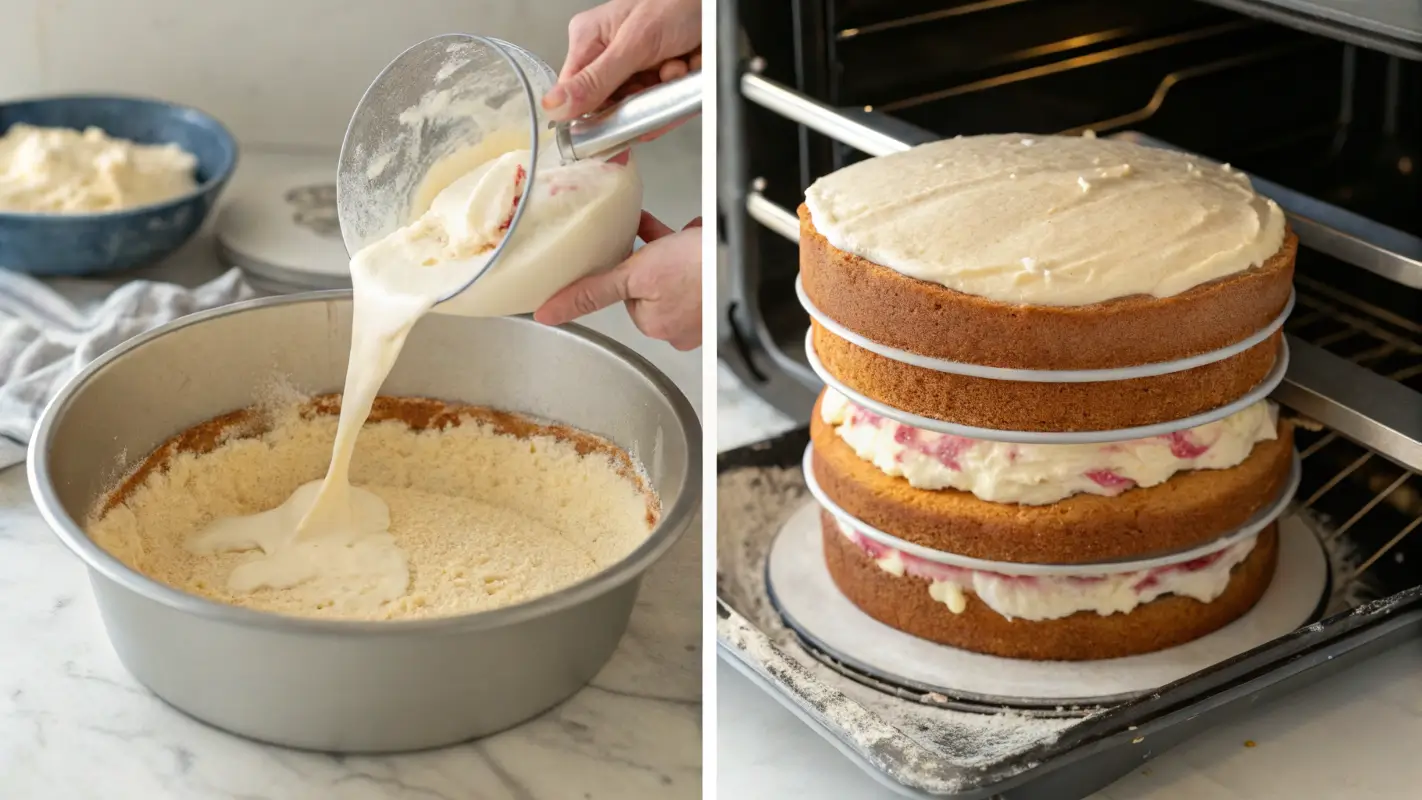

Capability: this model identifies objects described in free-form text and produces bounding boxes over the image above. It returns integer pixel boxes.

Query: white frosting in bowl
[804,134,1285,307]
[821,389,1278,505]
[0,123,198,213]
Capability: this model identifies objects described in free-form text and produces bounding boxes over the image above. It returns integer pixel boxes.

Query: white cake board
[767,501,1328,708]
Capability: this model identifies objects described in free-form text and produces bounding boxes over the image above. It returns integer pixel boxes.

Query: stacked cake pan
[786,198,1315,678]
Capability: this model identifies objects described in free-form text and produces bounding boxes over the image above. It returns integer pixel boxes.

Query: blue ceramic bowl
[0,95,238,275]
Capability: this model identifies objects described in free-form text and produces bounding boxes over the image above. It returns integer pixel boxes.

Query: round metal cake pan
[27,292,701,753]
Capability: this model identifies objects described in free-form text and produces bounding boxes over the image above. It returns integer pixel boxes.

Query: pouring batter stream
[187,145,642,613]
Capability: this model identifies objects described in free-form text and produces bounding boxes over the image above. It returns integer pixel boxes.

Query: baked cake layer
[823,511,1279,661]
[813,322,1281,433]
[809,404,1294,564]
[801,205,1297,371]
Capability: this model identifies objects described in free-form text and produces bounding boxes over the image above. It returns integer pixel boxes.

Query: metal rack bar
[1115,132,1422,290]
[1197,0,1422,61]
[738,75,1422,473]
[745,189,800,240]
[741,73,909,158]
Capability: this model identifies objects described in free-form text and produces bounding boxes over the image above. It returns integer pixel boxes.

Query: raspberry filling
[836,516,1256,620]
[851,402,1213,480]
[1085,469,1135,492]
[495,164,527,234]
[822,390,1277,506]
[844,524,1237,589]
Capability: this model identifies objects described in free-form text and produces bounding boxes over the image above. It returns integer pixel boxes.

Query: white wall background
[0,0,598,150]
[0,0,703,398]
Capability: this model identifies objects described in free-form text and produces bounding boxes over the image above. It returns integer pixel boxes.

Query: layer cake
[795,133,1299,660]
[811,389,1290,659]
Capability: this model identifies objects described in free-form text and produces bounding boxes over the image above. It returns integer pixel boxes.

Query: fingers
[548,50,702,126]
[638,211,675,242]
[659,48,701,82]
[659,59,689,83]
[619,229,703,350]
[532,261,636,326]
[536,226,702,350]
[558,32,605,84]
[545,39,642,121]
[548,9,611,113]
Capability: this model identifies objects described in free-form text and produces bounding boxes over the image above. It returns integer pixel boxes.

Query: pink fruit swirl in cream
[821,390,1278,506]
[836,516,1257,621]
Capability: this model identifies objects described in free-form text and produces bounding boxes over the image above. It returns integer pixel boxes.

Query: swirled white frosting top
[803,134,1285,307]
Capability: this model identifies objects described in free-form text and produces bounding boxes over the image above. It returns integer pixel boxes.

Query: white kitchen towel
[0,268,256,468]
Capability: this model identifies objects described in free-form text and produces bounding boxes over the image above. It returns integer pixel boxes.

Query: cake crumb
[87,395,657,621]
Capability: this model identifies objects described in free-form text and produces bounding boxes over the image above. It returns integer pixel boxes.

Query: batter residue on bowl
[86,393,658,621]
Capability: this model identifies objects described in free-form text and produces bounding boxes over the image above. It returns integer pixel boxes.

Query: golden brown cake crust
[799,204,1297,370]
[809,398,1294,564]
[822,510,1279,661]
[813,322,1280,433]
[97,394,659,526]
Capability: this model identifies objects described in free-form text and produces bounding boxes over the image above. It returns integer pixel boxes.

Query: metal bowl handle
[556,71,702,162]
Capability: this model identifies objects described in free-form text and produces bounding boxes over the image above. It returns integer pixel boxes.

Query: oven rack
[822,0,1421,61]
[1198,0,1422,60]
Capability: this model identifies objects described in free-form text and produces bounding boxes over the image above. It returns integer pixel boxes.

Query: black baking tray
[717,427,1422,798]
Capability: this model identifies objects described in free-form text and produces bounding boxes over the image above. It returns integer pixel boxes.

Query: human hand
[542,0,702,141]
[534,211,702,351]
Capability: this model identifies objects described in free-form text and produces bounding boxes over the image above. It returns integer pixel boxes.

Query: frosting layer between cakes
[820,389,1279,505]
[833,515,1257,621]
[808,391,1295,564]
[804,134,1285,307]
[822,511,1281,661]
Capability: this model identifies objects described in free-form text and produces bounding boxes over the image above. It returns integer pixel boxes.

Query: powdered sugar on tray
[716,458,1092,795]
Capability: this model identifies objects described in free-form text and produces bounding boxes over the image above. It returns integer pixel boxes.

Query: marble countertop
[0,463,700,799]
[715,367,1422,800]
[0,130,704,799]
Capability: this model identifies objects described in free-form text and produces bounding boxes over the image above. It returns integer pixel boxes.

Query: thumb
[533,262,635,326]
[545,43,639,121]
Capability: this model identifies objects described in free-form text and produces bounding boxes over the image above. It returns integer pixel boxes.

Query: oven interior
[719,0,1422,612]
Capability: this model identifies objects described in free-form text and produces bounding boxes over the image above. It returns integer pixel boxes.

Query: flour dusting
[88,394,657,621]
